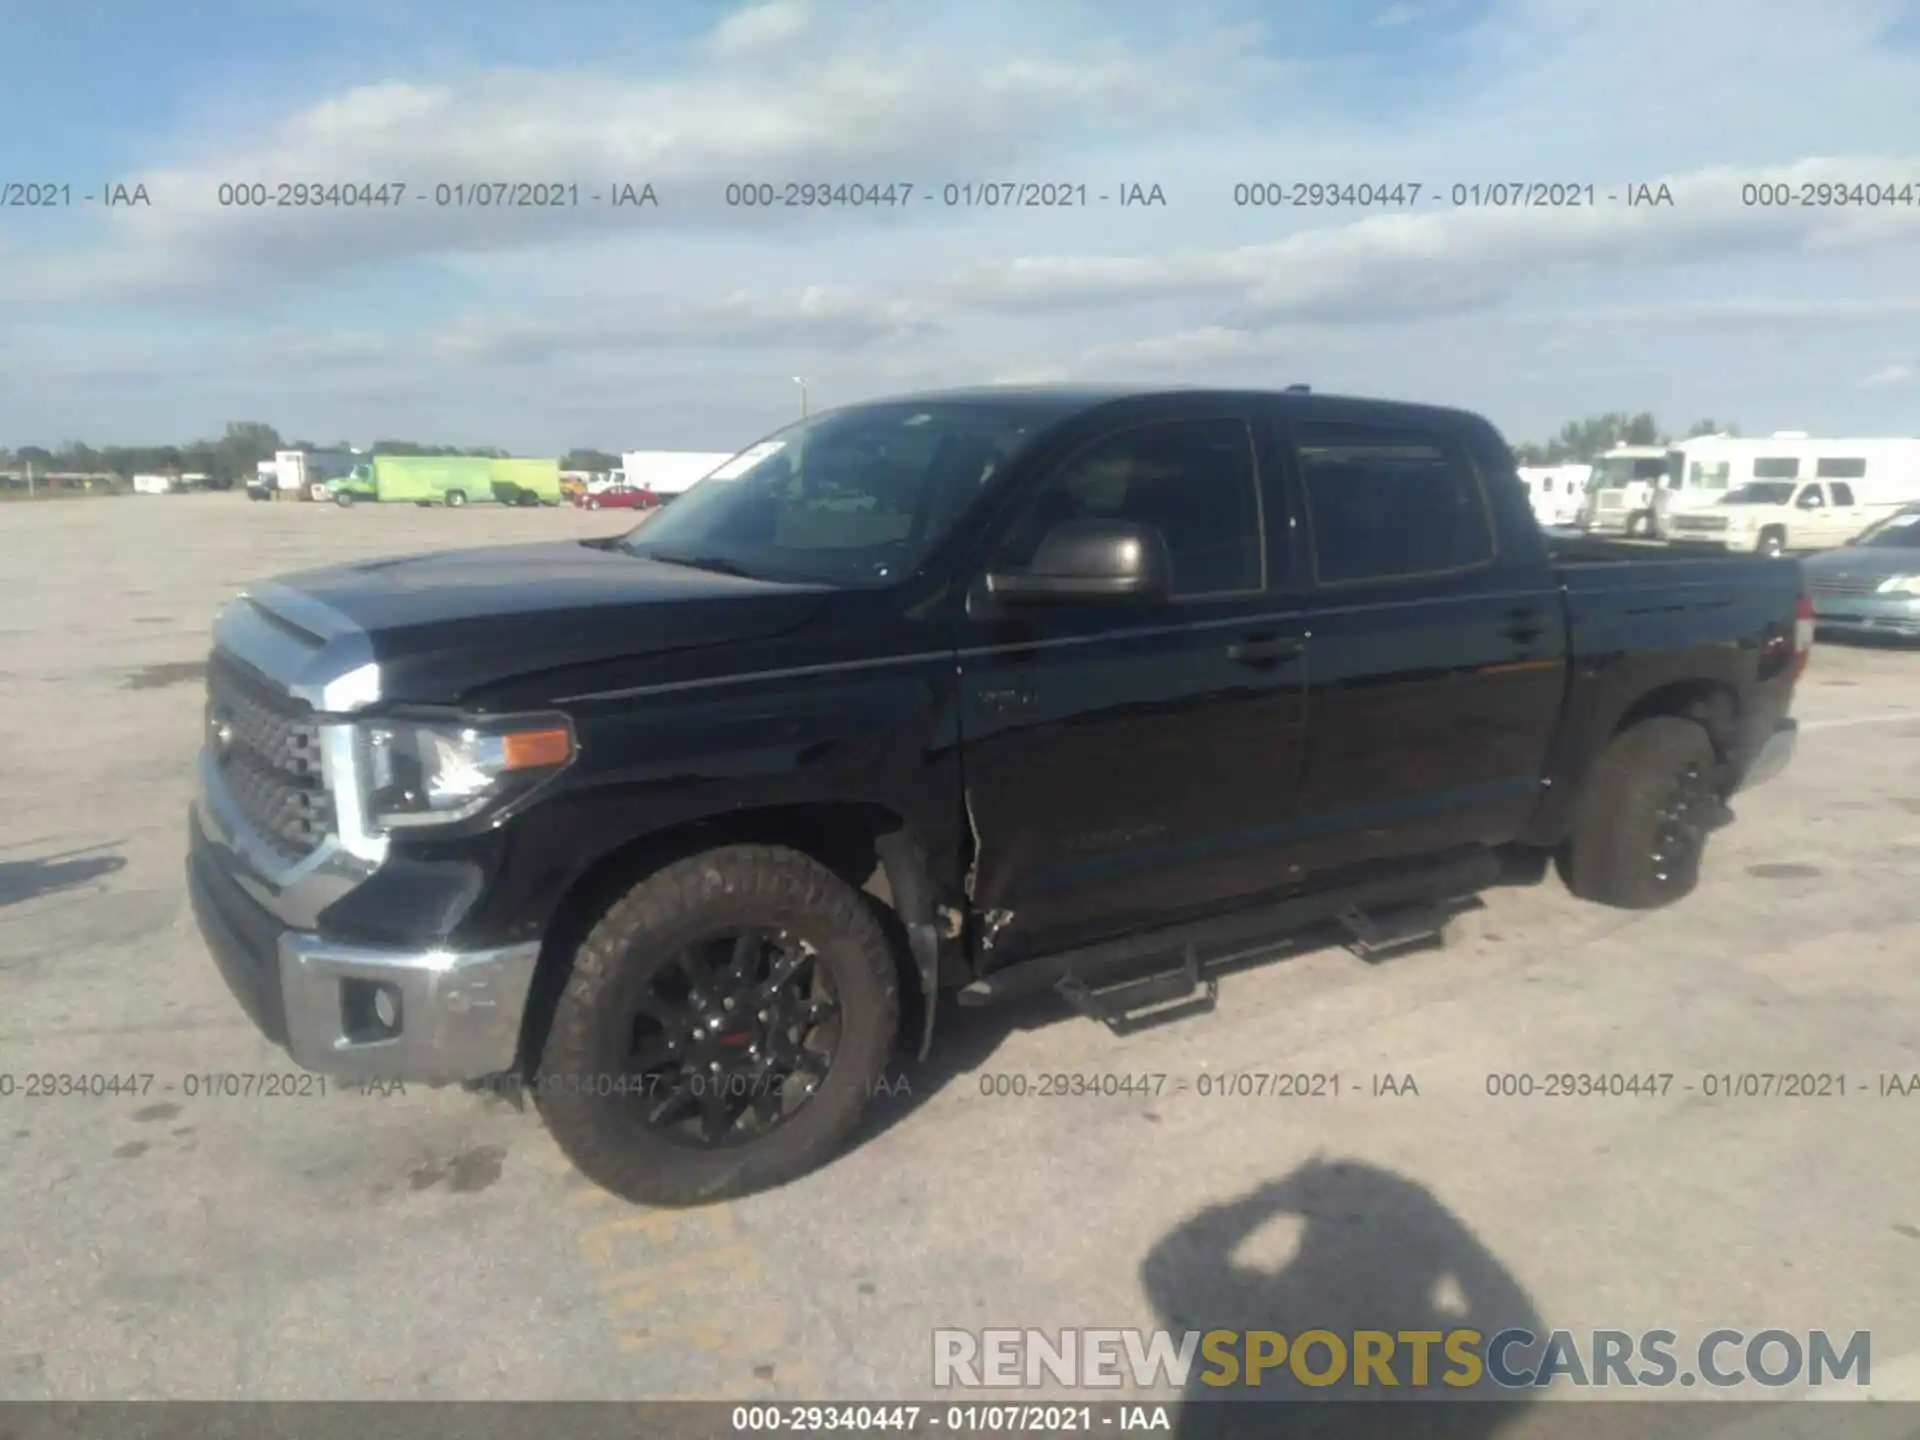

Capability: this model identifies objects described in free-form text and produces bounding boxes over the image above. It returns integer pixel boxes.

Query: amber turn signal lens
[501,726,574,770]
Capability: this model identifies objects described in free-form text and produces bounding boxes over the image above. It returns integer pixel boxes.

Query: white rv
[1580,445,1681,536]
[130,473,178,495]
[1517,463,1591,528]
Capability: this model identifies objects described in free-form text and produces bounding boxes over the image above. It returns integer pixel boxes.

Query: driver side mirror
[985,518,1171,602]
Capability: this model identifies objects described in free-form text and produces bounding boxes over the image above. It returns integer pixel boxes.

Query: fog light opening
[342,978,404,1042]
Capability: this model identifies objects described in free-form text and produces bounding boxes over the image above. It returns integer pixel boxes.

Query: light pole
[793,376,809,420]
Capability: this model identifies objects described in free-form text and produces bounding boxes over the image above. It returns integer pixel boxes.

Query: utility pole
[793,376,809,420]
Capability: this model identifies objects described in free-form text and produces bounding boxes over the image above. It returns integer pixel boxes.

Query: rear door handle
[1227,636,1304,666]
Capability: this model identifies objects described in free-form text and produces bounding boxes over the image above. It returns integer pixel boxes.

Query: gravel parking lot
[3,493,1919,1425]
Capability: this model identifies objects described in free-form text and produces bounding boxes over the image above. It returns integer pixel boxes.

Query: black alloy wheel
[620,927,842,1147]
[1648,758,1712,891]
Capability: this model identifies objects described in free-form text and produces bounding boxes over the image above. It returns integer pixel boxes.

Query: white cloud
[0,14,1251,314]
[711,0,813,57]
[934,159,1920,326]
[9,0,1920,446]
[1859,361,1915,388]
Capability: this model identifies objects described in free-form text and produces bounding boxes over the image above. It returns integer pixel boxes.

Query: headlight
[356,715,575,830]
[1879,575,1920,595]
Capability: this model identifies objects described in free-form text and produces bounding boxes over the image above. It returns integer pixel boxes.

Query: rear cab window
[1289,417,1498,585]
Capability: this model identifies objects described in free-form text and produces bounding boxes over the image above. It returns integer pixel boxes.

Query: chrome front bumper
[191,752,541,1085]
[1736,718,1797,794]
[279,933,540,1082]
[190,824,541,1085]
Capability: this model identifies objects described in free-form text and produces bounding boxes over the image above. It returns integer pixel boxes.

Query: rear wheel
[445,490,468,508]
[585,497,600,510]
[333,491,355,508]
[534,845,900,1206]
[1564,717,1719,910]
[1758,527,1785,557]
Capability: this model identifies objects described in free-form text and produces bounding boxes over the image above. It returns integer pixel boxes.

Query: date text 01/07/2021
[0,1071,407,1099]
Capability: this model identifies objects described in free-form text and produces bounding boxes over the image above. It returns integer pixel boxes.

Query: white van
[1517,463,1590,528]
[1654,434,1920,538]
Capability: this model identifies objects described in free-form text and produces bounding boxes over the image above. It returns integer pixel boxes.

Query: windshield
[1853,508,1920,548]
[1722,481,1797,504]
[1590,456,1669,488]
[617,401,1055,586]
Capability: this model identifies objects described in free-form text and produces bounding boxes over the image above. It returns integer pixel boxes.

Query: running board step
[1336,902,1447,963]
[1056,943,1218,1035]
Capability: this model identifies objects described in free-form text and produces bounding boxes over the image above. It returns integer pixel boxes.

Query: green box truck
[326,456,496,508]
[487,457,562,507]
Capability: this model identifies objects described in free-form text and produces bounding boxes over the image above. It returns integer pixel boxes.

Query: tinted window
[1817,457,1866,479]
[1829,482,1857,506]
[1753,457,1800,479]
[1295,422,1495,584]
[994,418,1265,597]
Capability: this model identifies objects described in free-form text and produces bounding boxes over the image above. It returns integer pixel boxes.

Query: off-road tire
[534,844,900,1206]
[1563,717,1718,910]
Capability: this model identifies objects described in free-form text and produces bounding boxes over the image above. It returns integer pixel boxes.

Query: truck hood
[243,539,832,704]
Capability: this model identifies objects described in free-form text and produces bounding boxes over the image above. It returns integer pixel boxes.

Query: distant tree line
[1511,414,1739,466]
[4,413,1744,484]
[0,423,622,488]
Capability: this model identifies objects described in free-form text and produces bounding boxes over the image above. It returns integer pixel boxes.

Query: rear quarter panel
[1522,552,1803,844]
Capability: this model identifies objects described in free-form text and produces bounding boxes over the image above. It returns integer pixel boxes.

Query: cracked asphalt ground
[3,493,1919,1428]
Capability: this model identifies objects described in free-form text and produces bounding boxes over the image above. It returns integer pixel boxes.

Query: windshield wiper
[638,549,760,579]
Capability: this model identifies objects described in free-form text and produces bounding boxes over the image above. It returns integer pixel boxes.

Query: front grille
[1809,575,1886,597]
[206,651,334,861]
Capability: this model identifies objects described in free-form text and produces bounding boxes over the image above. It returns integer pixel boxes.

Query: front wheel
[585,497,600,510]
[445,490,467,508]
[1758,529,1785,557]
[333,492,355,508]
[1563,717,1719,910]
[534,845,900,1206]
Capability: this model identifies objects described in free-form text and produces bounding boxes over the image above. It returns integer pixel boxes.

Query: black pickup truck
[187,386,1808,1205]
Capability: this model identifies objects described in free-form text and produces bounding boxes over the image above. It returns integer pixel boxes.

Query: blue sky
[4,0,1919,453]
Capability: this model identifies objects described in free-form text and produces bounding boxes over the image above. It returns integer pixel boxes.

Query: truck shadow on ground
[1141,1160,1543,1439]
[0,843,126,911]
[851,896,1491,1156]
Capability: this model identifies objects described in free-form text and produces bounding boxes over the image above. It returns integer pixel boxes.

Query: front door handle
[1227,636,1304,666]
